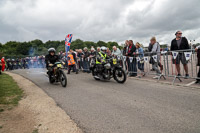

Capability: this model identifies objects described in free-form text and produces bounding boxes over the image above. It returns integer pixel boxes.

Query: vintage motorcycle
[90,56,127,84]
[48,62,67,87]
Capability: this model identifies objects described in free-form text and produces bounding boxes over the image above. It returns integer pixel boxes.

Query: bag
[140,58,144,64]
[149,57,155,64]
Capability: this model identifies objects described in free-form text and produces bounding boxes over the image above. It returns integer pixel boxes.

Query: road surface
[11,69,200,133]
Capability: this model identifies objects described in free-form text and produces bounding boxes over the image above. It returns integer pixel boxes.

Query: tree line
[0,39,122,58]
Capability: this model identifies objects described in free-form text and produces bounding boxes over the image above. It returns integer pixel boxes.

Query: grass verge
[0,73,23,108]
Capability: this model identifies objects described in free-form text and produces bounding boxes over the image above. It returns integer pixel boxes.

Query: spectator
[123,40,129,71]
[90,48,96,57]
[136,42,145,77]
[0,60,2,74]
[67,51,78,74]
[195,46,200,84]
[1,57,5,72]
[97,47,101,53]
[77,49,84,70]
[171,31,190,78]
[112,46,122,57]
[150,37,162,79]
[70,49,77,62]
[127,40,137,77]
[123,40,129,56]
[106,48,112,57]
[83,47,90,73]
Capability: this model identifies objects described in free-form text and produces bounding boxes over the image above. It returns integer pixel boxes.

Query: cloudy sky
[0,0,200,46]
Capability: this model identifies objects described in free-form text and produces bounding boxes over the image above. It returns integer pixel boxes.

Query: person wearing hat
[171,31,190,78]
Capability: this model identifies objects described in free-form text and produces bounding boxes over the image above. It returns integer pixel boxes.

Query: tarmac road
[11,69,200,133]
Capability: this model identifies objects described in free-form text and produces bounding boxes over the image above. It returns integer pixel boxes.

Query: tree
[107,41,119,49]
[83,41,97,49]
[97,41,107,47]
[70,39,85,50]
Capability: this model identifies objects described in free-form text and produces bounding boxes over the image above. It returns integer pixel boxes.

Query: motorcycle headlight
[104,63,111,69]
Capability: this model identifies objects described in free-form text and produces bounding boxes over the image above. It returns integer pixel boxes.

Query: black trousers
[197,67,200,82]
[68,65,77,73]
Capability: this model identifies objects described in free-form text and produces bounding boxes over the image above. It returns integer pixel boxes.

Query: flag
[172,51,179,59]
[129,57,133,63]
[152,55,157,62]
[123,56,126,62]
[144,57,148,63]
[65,34,73,57]
[184,52,192,61]
[136,57,140,62]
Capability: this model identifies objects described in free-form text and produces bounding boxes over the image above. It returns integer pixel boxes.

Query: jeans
[128,58,137,76]
[152,62,161,75]
[68,65,77,73]
[138,62,144,72]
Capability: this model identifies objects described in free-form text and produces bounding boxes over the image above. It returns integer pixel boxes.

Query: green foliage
[0,39,120,57]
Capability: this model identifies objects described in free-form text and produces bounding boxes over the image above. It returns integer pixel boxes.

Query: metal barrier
[121,49,199,85]
[122,52,167,81]
[166,49,199,84]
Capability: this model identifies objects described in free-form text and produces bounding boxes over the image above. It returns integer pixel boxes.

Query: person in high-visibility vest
[96,46,109,65]
[67,51,78,74]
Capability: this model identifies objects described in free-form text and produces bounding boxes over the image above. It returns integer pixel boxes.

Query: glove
[49,64,53,67]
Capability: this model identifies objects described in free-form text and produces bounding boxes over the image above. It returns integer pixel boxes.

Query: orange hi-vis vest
[68,54,75,66]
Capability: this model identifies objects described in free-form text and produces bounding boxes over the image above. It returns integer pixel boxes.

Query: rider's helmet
[48,48,56,54]
[101,46,107,54]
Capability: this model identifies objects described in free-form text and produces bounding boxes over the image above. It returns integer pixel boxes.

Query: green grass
[32,129,39,133]
[0,73,23,105]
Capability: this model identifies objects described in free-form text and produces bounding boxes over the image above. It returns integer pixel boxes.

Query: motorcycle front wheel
[59,70,67,87]
[113,68,127,84]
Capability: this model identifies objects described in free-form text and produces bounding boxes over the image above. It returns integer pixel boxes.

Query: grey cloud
[0,0,200,46]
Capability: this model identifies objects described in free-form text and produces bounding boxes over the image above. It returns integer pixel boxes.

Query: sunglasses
[177,33,182,34]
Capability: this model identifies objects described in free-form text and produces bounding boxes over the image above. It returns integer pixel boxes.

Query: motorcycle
[48,62,67,87]
[90,56,127,83]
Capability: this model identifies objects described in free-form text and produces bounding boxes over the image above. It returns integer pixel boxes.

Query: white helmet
[48,48,56,53]
[101,46,107,54]
[101,46,107,51]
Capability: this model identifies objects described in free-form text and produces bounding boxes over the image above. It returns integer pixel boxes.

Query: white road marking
[185,81,196,86]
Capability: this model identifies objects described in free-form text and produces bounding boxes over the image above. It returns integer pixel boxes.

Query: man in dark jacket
[127,40,137,77]
[45,48,60,77]
[82,47,90,73]
[171,31,190,78]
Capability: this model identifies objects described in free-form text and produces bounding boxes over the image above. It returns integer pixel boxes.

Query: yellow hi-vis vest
[96,52,107,64]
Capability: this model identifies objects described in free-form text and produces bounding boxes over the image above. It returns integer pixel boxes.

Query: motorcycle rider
[94,46,110,78]
[45,48,60,77]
